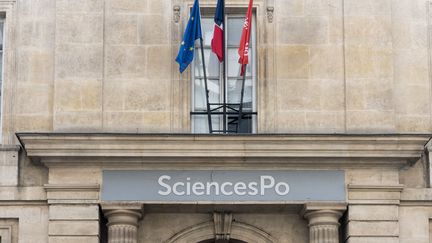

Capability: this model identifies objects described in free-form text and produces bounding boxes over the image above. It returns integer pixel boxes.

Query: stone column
[102,204,143,243]
[301,204,346,243]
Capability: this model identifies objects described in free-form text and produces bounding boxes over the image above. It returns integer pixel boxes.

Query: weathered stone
[349,205,398,221]
[276,46,309,79]
[138,15,169,44]
[105,46,146,79]
[56,0,103,13]
[277,17,329,44]
[105,14,138,45]
[48,221,99,236]
[55,44,103,79]
[348,221,399,236]
[146,46,171,79]
[56,13,103,44]
[17,20,55,48]
[16,83,53,114]
[309,45,343,79]
[49,205,99,220]
[105,0,147,13]
[53,111,102,131]
[17,49,54,83]
[49,236,99,243]
[55,80,101,112]
[345,45,393,79]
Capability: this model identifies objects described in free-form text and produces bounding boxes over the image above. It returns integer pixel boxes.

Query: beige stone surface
[234,213,308,243]
[348,221,399,237]
[49,205,99,220]
[49,221,99,236]
[399,206,432,243]
[48,236,99,243]
[348,205,398,221]
[276,46,309,79]
[0,206,49,243]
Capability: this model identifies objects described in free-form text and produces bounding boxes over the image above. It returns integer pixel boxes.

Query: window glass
[227,18,243,46]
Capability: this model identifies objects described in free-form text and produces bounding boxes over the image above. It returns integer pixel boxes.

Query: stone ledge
[16,133,431,167]
[400,188,432,205]
[44,184,100,201]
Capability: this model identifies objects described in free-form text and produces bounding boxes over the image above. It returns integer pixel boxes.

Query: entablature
[16,133,431,168]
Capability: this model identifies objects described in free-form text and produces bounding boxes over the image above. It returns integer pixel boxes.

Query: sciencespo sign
[101,170,346,202]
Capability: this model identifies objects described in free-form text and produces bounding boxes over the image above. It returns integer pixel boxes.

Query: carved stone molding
[173,5,180,23]
[213,212,233,240]
[166,219,276,243]
[267,6,274,23]
[17,133,431,168]
[44,184,100,204]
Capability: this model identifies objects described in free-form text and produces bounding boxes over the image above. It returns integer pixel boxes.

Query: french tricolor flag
[211,0,224,62]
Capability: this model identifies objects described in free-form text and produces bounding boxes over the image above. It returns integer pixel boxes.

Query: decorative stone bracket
[214,212,233,240]
[173,5,180,23]
[267,7,274,23]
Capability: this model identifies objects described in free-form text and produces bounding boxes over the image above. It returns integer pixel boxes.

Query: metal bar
[191,111,256,115]
[200,38,213,133]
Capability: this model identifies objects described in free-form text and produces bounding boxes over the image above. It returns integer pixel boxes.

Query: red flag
[238,0,253,76]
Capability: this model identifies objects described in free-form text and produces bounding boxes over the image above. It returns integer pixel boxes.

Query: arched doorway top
[165,220,277,243]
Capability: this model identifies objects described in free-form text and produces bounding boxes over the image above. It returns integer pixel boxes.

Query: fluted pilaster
[302,204,346,243]
[103,205,143,243]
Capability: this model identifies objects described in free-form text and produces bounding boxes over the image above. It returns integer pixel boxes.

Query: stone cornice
[16,133,431,167]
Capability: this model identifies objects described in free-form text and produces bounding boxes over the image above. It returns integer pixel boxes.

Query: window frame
[190,11,257,134]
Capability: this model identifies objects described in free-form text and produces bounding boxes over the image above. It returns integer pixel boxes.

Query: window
[191,12,257,134]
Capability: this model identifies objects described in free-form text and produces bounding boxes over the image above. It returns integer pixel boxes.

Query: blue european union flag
[175,0,202,73]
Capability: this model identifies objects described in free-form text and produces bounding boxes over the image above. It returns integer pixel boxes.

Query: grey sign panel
[102,170,346,202]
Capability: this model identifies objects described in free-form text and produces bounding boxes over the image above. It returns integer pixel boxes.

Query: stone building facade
[0,0,432,242]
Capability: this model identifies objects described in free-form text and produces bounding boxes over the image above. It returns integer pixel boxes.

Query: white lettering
[192,182,205,195]
[221,182,233,195]
[156,175,290,197]
[172,182,185,196]
[248,182,258,195]
[186,177,191,195]
[206,181,220,195]
[260,176,275,195]
[275,182,290,195]
[158,175,172,196]
[234,182,247,196]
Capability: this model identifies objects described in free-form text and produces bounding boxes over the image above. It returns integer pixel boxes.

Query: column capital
[101,203,144,212]
[102,203,143,243]
[301,203,347,213]
[301,203,346,243]
[101,203,143,227]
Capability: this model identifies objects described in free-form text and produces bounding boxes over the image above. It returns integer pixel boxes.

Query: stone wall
[2,0,430,139]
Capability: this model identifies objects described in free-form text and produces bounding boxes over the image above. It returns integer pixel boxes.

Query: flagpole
[222,0,227,134]
[237,65,247,133]
[199,38,213,133]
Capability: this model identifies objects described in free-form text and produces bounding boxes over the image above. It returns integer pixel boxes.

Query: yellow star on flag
[189,47,193,51]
